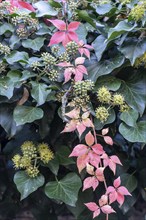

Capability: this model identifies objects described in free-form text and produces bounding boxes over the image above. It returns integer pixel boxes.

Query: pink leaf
[48,31,66,46]
[74,70,84,81]
[86,163,94,175]
[95,167,105,182]
[93,209,100,218]
[114,177,121,188]
[9,0,35,12]
[57,61,71,67]
[92,144,104,155]
[118,186,131,196]
[68,21,80,31]
[109,161,116,174]
[116,193,125,206]
[109,191,117,204]
[103,136,113,146]
[75,57,85,65]
[77,154,89,173]
[99,195,108,206]
[83,118,94,128]
[106,186,115,194]
[76,65,87,74]
[67,32,79,43]
[85,132,94,146]
[110,155,122,165]
[65,108,80,119]
[69,144,88,157]
[76,122,86,137]
[89,152,100,168]
[64,68,72,83]
[102,128,109,136]
[83,177,99,191]
[85,202,99,211]
[48,19,66,30]
[61,120,76,133]
[101,205,116,214]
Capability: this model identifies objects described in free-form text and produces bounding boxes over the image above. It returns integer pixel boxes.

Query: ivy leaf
[22,37,45,51]
[95,3,114,15]
[108,21,136,41]
[56,146,75,166]
[119,121,146,143]
[120,109,139,127]
[120,173,137,193]
[0,76,14,99]
[88,55,125,81]
[95,76,121,91]
[77,10,96,28]
[31,82,51,106]
[45,173,82,206]
[92,35,108,61]
[34,1,58,17]
[9,35,20,49]
[0,23,14,35]
[14,171,45,200]
[13,106,44,126]
[118,77,146,115]
[6,51,29,64]
[119,37,146,65]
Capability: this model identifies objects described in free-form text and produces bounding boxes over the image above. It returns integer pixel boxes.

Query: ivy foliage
[0,0,146,219]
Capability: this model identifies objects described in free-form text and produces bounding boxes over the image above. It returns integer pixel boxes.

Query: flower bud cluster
[134,52,146,68]
[0,62,7,74]
[47,69,58,81]
[66,41,79,56]
[12,141,54,178]
[41,52,57,65]
[0,1,10,19]
[12,13,38,38]
[130,3,145,21]
[72,80,94,108]
[58,52,70,62]
[0,43,10,55]
[96,86,129,123]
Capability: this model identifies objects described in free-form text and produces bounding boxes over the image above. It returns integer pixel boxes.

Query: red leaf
[48,31,66,46]
[48,19,66,30]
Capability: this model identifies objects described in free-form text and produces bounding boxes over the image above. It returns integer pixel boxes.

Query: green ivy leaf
[56,146,75,166]
[13,106,44,126]
[120,173,137,193]
[6,51,29,64]
[92,35,108,61]
[88,55,125,81]
[119,37,146,65]
[118,77,146,115]
[22,37,45,51]
[46,157,59,175]
[120,109,139,127]
[34,1,58,17]
[0,23,14,35]
[45,173,82,206]
[31,82,51,106]
[108,21,136,41]
[9,35,20,49]
[77,10,96,28]
[119,121,146,143]
[95,3,114,15]
[0,76,15,99]
[14,171,45,200]
[95,76,121,91]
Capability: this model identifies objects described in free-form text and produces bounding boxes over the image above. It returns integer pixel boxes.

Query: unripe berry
[26,166,39,178]
[113,94,124,105]
[97,86,111,104]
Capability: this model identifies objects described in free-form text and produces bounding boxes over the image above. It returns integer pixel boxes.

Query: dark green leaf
[14,171,45,200]
[119,37,146,65]
[22,37,45,51]
[34,1,58,17]
[119,121,146,143]
[56,146,75,166]
[120,173,138,193]
[31,82,51,106]
[47,157,59,175]
[13,106,44,126]
[6,51,29,64]
[92,35,108,61]
[95,76,121,91]
[45,172,82,206]
[88,55,125,81]
[96,3,113,15]
[0,76,14,99]
[0,23,14,35]
[77,10,96,28]
[108,21,136,41]
[120,109,139,127]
